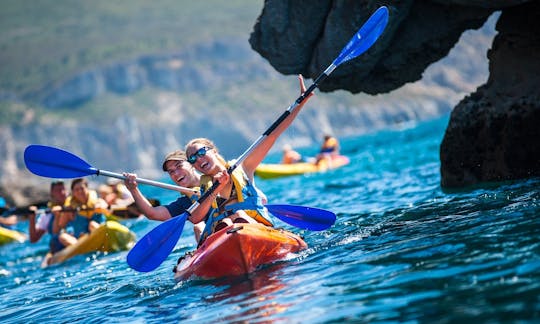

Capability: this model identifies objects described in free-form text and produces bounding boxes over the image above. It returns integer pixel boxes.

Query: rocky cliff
[440,3,540,187]
[249,0,540,188]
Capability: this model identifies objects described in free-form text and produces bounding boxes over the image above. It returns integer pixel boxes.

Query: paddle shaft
[232,69,332,170]
[231,5,391,167]
[225,6,389,198]
[96,169,198,195]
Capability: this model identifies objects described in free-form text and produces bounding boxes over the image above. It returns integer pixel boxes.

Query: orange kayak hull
[174,223,307,281]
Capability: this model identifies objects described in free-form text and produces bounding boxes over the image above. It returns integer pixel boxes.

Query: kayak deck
[255,155,350,179]
[43,220,136,267]
[0,227,27,245]
[174,223,307,281]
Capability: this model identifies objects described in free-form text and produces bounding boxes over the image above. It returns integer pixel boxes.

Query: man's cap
[162,150,187,171]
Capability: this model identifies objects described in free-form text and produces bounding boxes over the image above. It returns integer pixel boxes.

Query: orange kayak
[173,223,307,281]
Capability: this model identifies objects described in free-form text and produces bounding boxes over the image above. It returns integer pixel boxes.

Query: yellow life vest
[198,164,273,243]
[64,190,101,218]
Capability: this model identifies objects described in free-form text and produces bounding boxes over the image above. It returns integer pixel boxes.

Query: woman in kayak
[315,134,340,165]
[185,74,314,243]
[123,150,206,242]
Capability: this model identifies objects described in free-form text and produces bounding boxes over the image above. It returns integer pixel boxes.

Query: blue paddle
[126,213,187,272]
[24,144,334,228]
[266,204,335,231]
[126,6,389,272]
[24,144,199,195]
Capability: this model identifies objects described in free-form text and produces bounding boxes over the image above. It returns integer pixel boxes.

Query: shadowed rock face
[249,0,540,188]
[440,3,540,187]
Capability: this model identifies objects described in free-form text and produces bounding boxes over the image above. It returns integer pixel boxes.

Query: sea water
[1,115,539,323]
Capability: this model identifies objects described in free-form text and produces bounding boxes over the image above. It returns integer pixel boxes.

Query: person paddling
[185,74,314,243]
[28,181,68,251]
[52,178,108,248]
[123,150,206,242]
[315,134,340,165]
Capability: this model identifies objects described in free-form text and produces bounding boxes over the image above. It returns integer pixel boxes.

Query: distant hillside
[0,0,262,97]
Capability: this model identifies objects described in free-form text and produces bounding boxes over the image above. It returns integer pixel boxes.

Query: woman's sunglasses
[187,146,211,164]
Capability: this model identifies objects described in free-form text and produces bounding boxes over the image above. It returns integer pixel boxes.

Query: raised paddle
[126,6,390,272]
[23,144,334,229]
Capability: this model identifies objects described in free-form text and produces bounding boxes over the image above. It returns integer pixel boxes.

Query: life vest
[198,164,273,244]
[64,190,106,237]
[64,190,100,218]
[320,137,338,153]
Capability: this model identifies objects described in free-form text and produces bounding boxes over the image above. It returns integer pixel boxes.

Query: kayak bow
[174,223,307,281]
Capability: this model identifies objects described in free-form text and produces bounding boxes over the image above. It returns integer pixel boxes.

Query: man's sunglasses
[187,146,211,164]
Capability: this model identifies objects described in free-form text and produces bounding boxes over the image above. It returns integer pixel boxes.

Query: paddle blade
[333,6,389,66]
[126,213,187,272]
[24,145,98,178]
[266,204,336,231]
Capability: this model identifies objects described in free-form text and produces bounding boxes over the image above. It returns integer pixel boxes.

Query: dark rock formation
[250,1,495,94]
[249,0,540,188]
[440,2,540,187]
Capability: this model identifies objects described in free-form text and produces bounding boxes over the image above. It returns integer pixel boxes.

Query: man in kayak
[28,181,68,251]
[0,196,18,230]
[281,144,303,164]
[122,150,206,242]
[315,134,340,165]
[185,74,314,243]
[52,178,108,247]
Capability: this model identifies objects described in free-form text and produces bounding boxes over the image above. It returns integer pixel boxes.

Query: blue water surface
[1,115,539,323]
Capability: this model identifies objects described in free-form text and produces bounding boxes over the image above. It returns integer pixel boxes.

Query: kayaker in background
[315,134,340,165]
[28,181,68,251]
[185,74,314,243]
[52,178,107,247]
[0,215,16,229]
[109,179,134,208]
[98,179,134,209]
[98,184,115,206]
[281,144,303,164]
[0,197,18,229]
[122,150,206,242]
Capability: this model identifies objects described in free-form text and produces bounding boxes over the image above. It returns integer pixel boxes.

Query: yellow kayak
[0,227,27,245]
[42,220,136,267]
[255,155,350,179]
